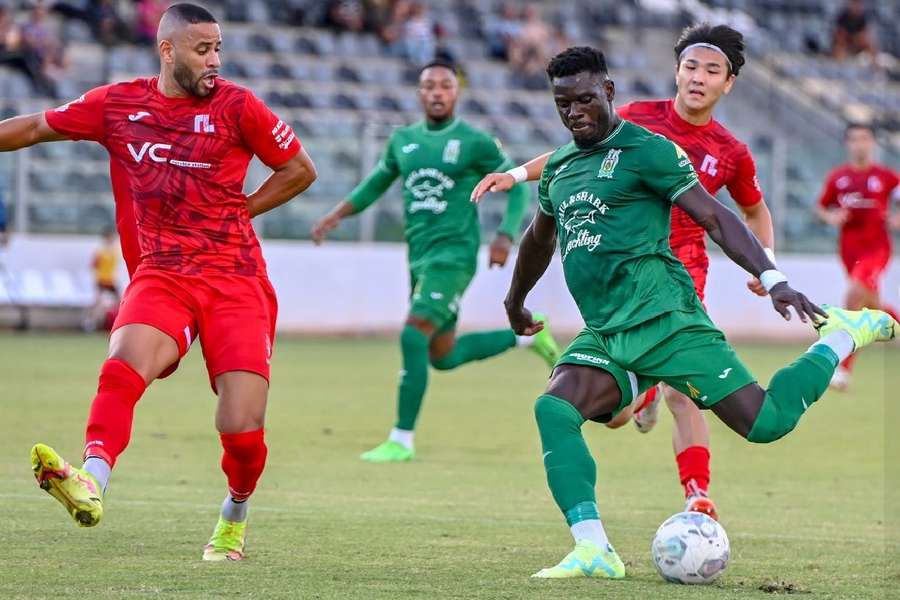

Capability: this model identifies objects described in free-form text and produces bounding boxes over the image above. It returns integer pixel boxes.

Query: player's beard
[173,61,207,98]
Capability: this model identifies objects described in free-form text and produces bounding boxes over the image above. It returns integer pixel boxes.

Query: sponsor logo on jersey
[597,148,622,179]
[718,367,732,379]
[127,142,211,169]
[563,209,597,233]
[442,139,461,164]
[569,352,610,366]
[837,191,875,209]
[128,111,151,122]
[271,119,295,150]
[193,114,215,133]
[55,95,85,112]
[700,154,718,176]
[868,175,883,193]
[401,143,419,154]
[406,168,455,214]
[557,191,609,261]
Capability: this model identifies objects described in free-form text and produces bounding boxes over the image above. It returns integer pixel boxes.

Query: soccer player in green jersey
[472,46,897,579]
[312,60,561,463]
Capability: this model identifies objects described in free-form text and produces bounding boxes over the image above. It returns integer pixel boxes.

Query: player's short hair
[163,3,217,26]
[674,23,745,77]
[546,46,608,80]
[420,59,458,76]
[844,122,875,137]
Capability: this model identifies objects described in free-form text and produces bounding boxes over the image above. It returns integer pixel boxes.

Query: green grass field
[0,333,897,599]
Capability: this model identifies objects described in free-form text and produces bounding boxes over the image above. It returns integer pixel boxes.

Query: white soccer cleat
[633,384,663,433]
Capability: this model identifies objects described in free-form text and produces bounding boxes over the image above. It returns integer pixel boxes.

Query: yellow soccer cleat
[815,305,897,352]
[531,539,626,579]
[31,443,103,527]
[203,516,247,561]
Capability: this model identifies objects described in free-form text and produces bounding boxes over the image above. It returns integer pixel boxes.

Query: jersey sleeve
[239,91,301,168]
[817,171,839,209]
[642,134,700,203]
[44,85,111,142]
[615,103,633,120]
[472,135,511,175]
[537,153,557,217]
[726,145,763,207]
[346,133,400,213]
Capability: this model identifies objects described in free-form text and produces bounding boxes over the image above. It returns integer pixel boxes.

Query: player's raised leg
[31,322,180,527]
[203,371,268,562]
[712,305,896,442]
[532,363,626,579]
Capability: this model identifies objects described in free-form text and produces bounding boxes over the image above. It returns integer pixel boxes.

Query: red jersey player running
[816,123,899,391]
[0,4,317,560]
[472,24,775,521]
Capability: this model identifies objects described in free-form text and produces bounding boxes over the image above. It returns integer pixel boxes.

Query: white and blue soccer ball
[651,511,730,584]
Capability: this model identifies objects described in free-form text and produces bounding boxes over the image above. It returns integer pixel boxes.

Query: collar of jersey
[419,117,461,135]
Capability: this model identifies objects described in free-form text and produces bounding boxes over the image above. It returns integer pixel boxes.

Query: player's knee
[429,353,457,370]
[534,394,578,429]
[664,389,697,416]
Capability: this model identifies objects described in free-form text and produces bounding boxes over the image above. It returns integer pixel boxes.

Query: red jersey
[45,77,301,276]
[818,163,898,253]
[618,99,763,249]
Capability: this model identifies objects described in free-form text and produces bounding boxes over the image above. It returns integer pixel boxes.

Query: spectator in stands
[83,226,120,332]
[401,1,435,66]
[832,0,877,63]
[507,4,551,89]
[323,0,365,33]
[135,0,168,45]
[0,4,56,97]
[53,0,131,46]
[0,188,8,248]
[484,2,522,61]
[21,2,66,97]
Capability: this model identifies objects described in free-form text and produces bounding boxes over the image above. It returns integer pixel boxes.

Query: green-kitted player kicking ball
[313,60,560,463]
[472,46,896,579]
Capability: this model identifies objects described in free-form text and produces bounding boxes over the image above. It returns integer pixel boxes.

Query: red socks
[220,429,268,501]
[83,358,147,468]
[676,445,710,498]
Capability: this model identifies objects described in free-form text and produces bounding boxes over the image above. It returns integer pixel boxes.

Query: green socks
[395,325,430,431]
[430,329,516,370]
[747,345,837,443]
[534,394,597,516]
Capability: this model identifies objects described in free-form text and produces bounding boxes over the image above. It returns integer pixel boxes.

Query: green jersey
[348,118,529,275]
[538,119,702,334]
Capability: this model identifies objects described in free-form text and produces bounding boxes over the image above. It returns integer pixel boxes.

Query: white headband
[679,42,732,71]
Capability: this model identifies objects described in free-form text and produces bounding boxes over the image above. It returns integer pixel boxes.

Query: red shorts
[112,268,278,390]
[672,242,709,302]
[840,243,890,293]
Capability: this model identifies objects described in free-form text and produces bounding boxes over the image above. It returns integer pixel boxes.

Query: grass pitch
[0,333,896,599]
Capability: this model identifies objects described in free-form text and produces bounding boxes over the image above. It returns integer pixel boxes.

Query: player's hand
[489,233,512,268]
[769,282,827,324]
[824,208,849,227]
[505,303,544,336]
[746,276,767,297]
[311,212,341,245]
[470,173,515,204]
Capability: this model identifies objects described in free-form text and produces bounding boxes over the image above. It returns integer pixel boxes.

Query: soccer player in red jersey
[472,24,776,521]
[0,3,317,560]
[816,123,900,391]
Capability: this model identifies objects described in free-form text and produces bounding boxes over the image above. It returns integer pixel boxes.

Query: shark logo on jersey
[402,143,419,154]
[563,209,597,233]
[442,139,461,164]
[597,149,622,179]
[406,168,455,214]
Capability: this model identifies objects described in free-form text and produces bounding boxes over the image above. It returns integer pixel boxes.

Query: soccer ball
[651,511,730,584]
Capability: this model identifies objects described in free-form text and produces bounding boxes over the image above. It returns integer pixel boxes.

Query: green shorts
[557,309,756,422]
[409,264,475,332]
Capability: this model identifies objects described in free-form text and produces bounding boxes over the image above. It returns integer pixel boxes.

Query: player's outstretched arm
[0,113,66,151]
[504,210,557,335]
[737,200,775,297]
[470,151,551,204]
[247,147,317,218]
[676,185,825,323]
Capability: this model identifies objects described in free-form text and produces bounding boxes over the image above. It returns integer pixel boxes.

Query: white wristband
[763,247,776,266]
[759,269,788,292]
[505,166,528,184]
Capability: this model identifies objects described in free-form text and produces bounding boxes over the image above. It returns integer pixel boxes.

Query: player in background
[472,24,773,521]
[312,60,560,463]
[473,46,895,580]
[0,4,317,560]
[816,122,899,391]
[83,226,121,332]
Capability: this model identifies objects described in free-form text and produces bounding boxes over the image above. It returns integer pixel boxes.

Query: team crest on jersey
[442,139,461,164]
[597,149,622,179]
[194,114,215,133]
